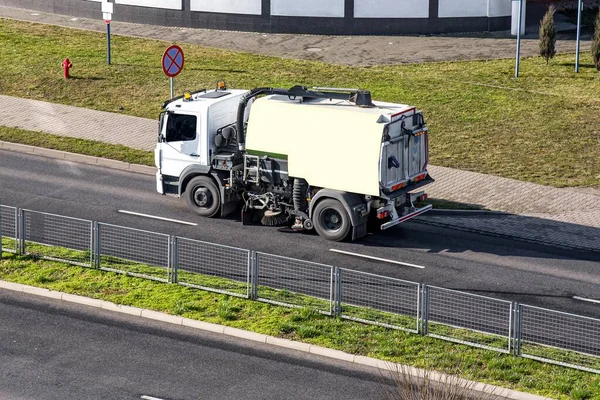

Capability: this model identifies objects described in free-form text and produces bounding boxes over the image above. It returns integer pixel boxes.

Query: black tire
[313,199,351,242]
[185,176,220,217]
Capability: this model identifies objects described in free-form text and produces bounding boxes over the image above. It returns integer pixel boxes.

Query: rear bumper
[380,204,432,230]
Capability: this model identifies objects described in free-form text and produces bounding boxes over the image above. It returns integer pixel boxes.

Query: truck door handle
[190,153,199,157]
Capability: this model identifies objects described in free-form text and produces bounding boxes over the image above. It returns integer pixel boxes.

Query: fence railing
[1,205,598,375]
[0,205,18,254]
[423,286,513,353]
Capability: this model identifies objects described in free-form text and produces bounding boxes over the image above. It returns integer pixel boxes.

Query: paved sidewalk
[1,7,600,252]
[0,5,593,67]
[2,94,600,252]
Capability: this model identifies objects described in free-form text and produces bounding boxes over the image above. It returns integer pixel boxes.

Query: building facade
[1,0,513,34]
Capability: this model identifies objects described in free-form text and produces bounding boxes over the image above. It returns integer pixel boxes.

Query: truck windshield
[166,113,197,142]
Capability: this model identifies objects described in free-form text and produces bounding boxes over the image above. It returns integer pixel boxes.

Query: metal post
[95,222,101,269]
[334,268,342,317]
[170,77,174,99]
[0,209,3,260]
[515,0,523,78]
[421,285,429,335]
[169,236,178,284]
[107,22,111,65]
[575,0,583,73]
[89,221,94,268]
[18,209,25,255]
[514,304,523,355]
[249,251,258,300]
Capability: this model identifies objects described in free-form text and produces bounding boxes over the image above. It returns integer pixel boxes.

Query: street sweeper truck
[155,82,433,241]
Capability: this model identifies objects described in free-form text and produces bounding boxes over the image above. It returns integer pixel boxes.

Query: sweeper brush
[261,209,288,226]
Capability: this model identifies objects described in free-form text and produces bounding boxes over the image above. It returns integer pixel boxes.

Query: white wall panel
[355,0,428,18]
[115,0,182,10]
[488,0,511,17]
[271,0,344,17]
[191,0,261,15]
[438,0,486,17]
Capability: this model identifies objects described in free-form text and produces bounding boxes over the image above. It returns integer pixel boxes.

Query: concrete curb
[0,279,555,400]
[0,140,155,176]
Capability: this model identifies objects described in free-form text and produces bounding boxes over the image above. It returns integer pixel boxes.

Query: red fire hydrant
[62,58,73,80]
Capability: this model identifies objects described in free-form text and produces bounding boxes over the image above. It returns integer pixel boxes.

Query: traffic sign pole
[514,0,523,78]
[170,77,174,99]
[107,21,111,65]
[101,1,114,65]
[575,0,583,73]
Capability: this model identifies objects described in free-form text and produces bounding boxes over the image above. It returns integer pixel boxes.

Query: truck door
[159,112,204,177]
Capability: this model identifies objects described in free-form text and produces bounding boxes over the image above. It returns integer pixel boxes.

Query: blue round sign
[162,45,184,78]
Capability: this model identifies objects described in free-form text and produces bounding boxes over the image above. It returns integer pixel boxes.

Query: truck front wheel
[185,176,220,217]
[313,199,351,242]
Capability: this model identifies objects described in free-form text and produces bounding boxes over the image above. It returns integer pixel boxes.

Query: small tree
[539,5,557,65]
[592,9,600,71]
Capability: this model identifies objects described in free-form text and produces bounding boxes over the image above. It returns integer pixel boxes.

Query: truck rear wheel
[185,176,220,217]
[313,199,351,242]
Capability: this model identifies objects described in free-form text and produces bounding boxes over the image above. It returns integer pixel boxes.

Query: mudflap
[352,222,368,241]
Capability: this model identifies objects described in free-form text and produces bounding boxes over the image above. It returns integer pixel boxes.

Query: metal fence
[339,268,420,333]
[255,252,334,315]
[423,286,513,353]
[0,205,18,254]
[517,304,600,374]
[1,204,599,374]
[175,237,251,298]
[96,223,170,282]
[22,209,93,267]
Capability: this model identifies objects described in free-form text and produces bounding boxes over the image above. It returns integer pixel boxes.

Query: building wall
[0,0,512,34]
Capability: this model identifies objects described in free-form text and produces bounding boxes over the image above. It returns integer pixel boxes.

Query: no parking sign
[162,45,184,98]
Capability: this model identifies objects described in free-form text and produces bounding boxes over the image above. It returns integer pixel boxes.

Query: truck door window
[166,114,197,142]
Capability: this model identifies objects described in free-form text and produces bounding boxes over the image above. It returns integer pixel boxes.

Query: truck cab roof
[163,89,249,113]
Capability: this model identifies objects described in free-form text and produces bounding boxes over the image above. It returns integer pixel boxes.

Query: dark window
[166,113,197,142]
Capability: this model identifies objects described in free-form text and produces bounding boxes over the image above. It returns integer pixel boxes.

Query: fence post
[169,236,178,284]
[334,267,342,317]
[249,251,258,300]
[0,208,3,260]
[18,209,25,255]
[421,285,429,336]
[514,303,522,356]
[94,222,101,269]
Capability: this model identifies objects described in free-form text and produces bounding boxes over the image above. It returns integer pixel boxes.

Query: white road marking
[329,249,425,269]
[141,396,165,400]
[573,296,600,305]
[118,210,197,226]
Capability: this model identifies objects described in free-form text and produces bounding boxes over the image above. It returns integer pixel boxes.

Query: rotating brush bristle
[261,209,288,226]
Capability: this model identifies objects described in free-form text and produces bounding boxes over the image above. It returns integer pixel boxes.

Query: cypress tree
[539,5,557,65]
[592,9,600,71]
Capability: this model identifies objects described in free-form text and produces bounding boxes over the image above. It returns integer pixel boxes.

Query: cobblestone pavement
[1,6,600,252]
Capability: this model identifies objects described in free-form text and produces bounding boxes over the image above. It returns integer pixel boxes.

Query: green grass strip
[0,126,154,166]
[1,19,600,188]
[1,250,599,399]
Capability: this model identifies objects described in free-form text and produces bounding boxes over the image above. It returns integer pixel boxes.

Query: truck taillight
[417,194,428,202]
[377,210,391,219]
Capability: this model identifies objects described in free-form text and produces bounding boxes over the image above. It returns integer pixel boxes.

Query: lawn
[1,19,599,188]
[1,250,599,400]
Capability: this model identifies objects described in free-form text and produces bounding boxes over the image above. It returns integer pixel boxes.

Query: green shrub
[539,5,557,64]
[592,9,600,71]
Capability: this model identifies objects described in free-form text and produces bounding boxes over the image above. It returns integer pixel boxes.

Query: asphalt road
[1,150,599,319]
[0,289,390,400]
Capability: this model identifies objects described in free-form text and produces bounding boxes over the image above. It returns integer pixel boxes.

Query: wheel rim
[193,187,212,208]
[321,208,343,232]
